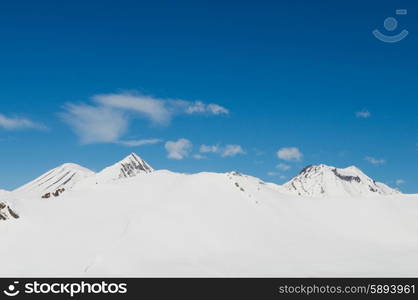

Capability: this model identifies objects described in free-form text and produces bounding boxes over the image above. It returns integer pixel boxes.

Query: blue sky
[0,0,417,192]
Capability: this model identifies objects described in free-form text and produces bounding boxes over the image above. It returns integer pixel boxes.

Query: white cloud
[253,148,264,156]
[184,101,229,115]
[62,92,229,144]
[396,179,405,186]
[267,171,279,177]
[184,101,205,114]
[356,110,371,118]
[0,114,46,131]
[200,144,221,153]
[207,103,229,115]
[276,163,291,171]
[193,154,206,160]
[277,147,302,161]
[60,104,128,144]
[267,172,287,180]
[165,138,192,160]
[365,156,386,165]
[199,144,245,158]
[221,145,245,157]
[93,93,171,125]
[118,138,162,147]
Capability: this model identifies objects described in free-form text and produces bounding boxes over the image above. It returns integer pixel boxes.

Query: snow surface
[1,159,418,277]
[0,189,10,200]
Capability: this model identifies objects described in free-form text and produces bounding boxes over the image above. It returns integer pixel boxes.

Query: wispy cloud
[93,93,171,125]
[356,110,371,118]
[276,163,291,171]
[277,147,302,161]
[61,92,229,144]
[118,138,162,147]
[200,144,221,153]
[60,104,128,144]
[365,156,386,165]
[183,101,229,115]
[165,138,192,160]
[199,144,245,158]
[395,179,405,186]
[0,114,46,131]
[253,148,265,156]
[221,145,245,157]
[267,171,287,179]
[267,171,279,177]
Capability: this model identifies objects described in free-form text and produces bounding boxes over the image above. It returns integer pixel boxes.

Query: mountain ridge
[3,154,402,201]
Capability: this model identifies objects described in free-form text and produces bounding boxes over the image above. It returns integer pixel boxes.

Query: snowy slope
[13,163,95,197]
[1,169,418,277]
[283,164,399,197]
[0,189,10,200]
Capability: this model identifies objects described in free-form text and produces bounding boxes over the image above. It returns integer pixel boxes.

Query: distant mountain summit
[283,164,399,197]
[94,153,153,182]
[13,163,95,197]
[112,152,154,178]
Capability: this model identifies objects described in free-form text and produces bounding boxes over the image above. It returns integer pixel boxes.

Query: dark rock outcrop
[0,201,19,221]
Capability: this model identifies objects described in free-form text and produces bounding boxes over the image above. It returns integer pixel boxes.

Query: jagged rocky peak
[93,153,154,183]
[118,153,154,178]
[284,164,399,197]
[0,201,19,221]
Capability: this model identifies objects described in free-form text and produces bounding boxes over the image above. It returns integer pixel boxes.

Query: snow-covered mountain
[82,153,153,185]
[283,164,399,197]
[9,153,153,199]
[2,155,417,276]
[1,167,417,277]
[100,152,153,179]
[13,163,95,197]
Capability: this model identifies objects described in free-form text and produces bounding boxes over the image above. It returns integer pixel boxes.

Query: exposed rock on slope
[0,201,19,220]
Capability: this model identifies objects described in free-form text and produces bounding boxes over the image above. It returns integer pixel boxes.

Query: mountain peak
[13,163,94,196]
[118,152,154,177]
[93,153,154,183]
[285,164,399,197]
